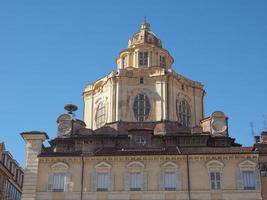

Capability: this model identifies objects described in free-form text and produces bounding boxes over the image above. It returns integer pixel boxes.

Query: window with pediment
[124,161,147,191]
[159,161,181,191]
[91,162,114,192]
[47,162,71,192]
[237,160,260,190]
[206,160,224,190]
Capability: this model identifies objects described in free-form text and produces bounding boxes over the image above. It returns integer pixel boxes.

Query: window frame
[205,160,224,191]
[159,55,166,67]
[133,93,151,122]
[176,99,191,127]
[139,52,148,66]
[159,161,181,191]
[129,172,143,191]
[135,135,146,145]
[93,161,113,192]
[96,172,110,192]
[237,160,259,191]
[48,162,70,193]
[241,170,256,190]
[164,171,177,191]
[52,173,66,192]
[209,170,222,190]
[95,101,106,128]
[125,161,147,191]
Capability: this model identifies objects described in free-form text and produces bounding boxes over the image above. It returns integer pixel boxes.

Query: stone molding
[39,154,258,163]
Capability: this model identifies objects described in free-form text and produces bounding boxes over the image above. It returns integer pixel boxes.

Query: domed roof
[128,20,162,48]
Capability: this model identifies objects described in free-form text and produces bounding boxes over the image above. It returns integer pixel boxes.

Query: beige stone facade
[24,147,262,200]
[21,21,265,200]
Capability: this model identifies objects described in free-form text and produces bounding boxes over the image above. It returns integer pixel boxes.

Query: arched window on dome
[133,94,150,121]
[95,101,106,128]
[177,100,191,127]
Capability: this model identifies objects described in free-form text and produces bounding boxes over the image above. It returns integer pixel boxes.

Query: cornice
[38,154,257,163]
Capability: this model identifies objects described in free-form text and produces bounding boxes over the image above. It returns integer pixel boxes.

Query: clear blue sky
[0,0,266,166]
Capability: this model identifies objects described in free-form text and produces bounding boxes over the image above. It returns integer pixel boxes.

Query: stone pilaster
[21,132,48,200]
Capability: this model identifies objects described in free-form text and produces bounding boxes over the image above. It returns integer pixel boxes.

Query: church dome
[128,20,162,48]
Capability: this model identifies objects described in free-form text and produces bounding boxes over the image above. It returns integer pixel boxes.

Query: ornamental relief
[126,161,145,169]
[205,160,225,171]
[39,157,81,163]
[238,159,257,169]
[95,161,112,170]
[161,161,179,170]
[38,155,257,164]
[51,162,69,173]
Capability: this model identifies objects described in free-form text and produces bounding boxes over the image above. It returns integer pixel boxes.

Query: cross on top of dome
[140,17,150,31]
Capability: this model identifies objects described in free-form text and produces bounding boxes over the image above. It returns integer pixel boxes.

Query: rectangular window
[96,173,109,191]
[242,171,256,190]
[52,173,66,192]
[210,171,221,190]
[164,172,176,191]
[130,172,142,191]
[139,52,148,66]
[159,55,166,67]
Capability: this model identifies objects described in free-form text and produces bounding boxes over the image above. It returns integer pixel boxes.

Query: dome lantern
[116,21,174,70]
[128,20,162,48]
[140,19,150,31]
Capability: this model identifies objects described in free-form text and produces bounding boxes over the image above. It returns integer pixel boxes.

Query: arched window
[133,94,150,121]
[177,100,191,127]
[95,101,106,128]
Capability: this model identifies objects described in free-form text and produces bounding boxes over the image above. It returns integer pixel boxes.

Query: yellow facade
[21,21,264,200]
